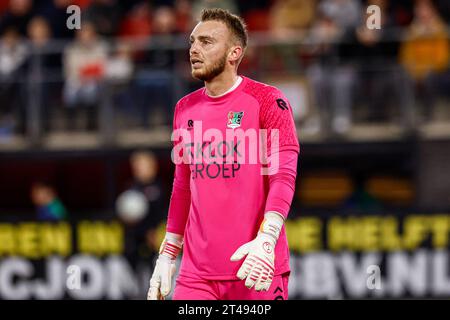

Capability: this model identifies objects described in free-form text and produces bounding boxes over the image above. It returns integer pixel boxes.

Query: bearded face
[189,20,238,82]
[191,50,227,81]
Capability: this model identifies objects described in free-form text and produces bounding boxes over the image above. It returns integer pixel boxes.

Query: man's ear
[228,45,244,64]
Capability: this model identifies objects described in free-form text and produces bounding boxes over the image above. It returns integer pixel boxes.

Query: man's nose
[190,42,199,55]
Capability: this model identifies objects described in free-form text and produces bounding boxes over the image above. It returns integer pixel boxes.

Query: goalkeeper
[147,8,299,300]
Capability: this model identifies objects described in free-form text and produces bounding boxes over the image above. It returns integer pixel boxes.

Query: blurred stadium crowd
[0,0,449,141]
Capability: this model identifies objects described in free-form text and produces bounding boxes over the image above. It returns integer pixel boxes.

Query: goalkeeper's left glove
[230,211,284,291]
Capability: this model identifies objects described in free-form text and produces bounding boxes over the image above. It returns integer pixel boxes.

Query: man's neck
[205,71,239,97]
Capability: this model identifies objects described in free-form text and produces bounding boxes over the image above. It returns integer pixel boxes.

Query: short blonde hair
[200,8,248,49]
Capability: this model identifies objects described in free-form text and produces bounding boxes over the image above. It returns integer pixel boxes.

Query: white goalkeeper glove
[230,211,284,292]
[147,232,183,300]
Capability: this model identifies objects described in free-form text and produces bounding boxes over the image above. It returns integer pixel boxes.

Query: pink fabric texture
[166,162,191,235]
[173,273,289,300]
[166,76,299,280]
[264,150,298,219]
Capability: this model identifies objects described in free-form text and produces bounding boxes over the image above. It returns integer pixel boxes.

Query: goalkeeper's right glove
[147,232,183,300]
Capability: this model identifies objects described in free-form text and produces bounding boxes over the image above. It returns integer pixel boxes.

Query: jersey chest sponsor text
[185,140,242,180]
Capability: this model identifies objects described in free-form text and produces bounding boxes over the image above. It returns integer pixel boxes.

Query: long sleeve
[258,87,300,219]
[166,101,191,235]
[264,149,298,219]
[166,162,191,235]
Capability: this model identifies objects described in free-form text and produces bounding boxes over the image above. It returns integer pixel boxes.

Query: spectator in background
[336,0,413,128]
[84,0,122,37]
[0,0,34,36]
[174,0,194,33]
[270,0,316,40]
[27,16,51,50]
[118,1,153,69]
[31,181,68,221]
[192,0,239,20]
[27,16,60,133]
[399,0,450,122]
[0,27,27,136]
[36,0,75,39]
[118,1,152,40]
[306,0,415,135]
[117,150,166,266]
[134,6,179,127]
[129,150,166,237]
[304,6,352,135]
[63,22,107,131]
[265,0,318,74]
[105,41,134,83]
[147,6,178,69]
[318,0,362,32]
[105,41,135,123]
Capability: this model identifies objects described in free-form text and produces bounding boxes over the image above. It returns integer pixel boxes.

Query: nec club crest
[227,111,244,129]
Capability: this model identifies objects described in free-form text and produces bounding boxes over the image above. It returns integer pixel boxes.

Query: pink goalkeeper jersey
[168,76,299,280]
